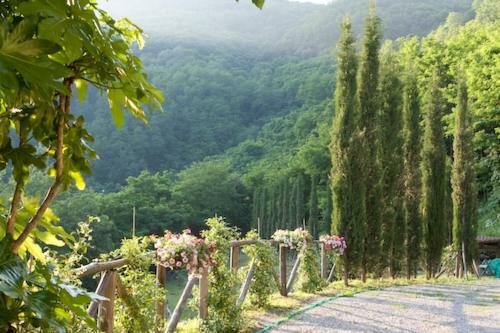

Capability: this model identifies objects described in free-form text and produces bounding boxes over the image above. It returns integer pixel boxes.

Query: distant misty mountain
[101,0,472,55]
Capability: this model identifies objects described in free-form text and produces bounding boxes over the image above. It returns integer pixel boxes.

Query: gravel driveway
[269,280,500,332]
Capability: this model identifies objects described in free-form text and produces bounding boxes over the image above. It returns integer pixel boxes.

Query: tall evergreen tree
[259,187,267,237]
[330,17,364,285]
[276,181,283,229]
[289,179,298,228]
[323,182,333,236]
[358,7,383,280]
[421,71,447,279]
[378,43,404,278]
[451,80,478,277]
[252,187,261,232]
[296,173,305,229]
[282,179,290,229]
[269,187,277,237]
[308,174,319,238]
[401,39,422,279]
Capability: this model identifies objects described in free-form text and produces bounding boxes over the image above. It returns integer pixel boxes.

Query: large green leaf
[107,89,126,128]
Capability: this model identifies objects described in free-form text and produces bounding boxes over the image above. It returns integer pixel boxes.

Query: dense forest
[1,0,497,258]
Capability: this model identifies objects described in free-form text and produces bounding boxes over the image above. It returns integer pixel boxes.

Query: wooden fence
[76,239,336,333]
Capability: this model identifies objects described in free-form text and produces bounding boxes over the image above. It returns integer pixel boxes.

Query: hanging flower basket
[153,229,216,274]
[319,235,347,255]
[271,228,311,250]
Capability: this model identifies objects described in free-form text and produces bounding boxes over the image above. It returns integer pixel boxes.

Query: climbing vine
[298,243,325,293]
[242,230,277,308]
[199,217,245,333]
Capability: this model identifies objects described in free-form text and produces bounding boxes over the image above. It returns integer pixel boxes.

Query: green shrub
[298,243,325,293]
[200,217,244,333]
[243,230,276,308]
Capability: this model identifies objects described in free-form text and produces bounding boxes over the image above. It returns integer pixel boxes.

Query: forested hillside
[2,0,497,258]
[82,0,474,188]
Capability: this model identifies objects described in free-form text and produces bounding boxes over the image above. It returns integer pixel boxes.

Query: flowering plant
[153,229,216,274]
[271,228,311,249]
[319,235,347,255]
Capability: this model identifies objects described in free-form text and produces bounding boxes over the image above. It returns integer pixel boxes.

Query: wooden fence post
[286,255,300,293]
[237,260,255,306]
[279,244,288,296]
[155,263,167,330]
[230,245,239,272]
[97,270,117,333]
[320,243,328,280]
[199,270,209,319]
[327,262,336,283]
[166,274,198,333]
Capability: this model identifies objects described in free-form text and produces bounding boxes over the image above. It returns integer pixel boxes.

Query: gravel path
[269,280,500,333]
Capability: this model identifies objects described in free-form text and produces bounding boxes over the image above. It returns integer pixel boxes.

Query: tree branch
[6,183,23,235]
[6,127,28,235]
[11,80,72,253]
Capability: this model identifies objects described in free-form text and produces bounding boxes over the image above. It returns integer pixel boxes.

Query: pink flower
[176,261,182,267]
[184,228,192,234]
[169,258,175,265]
[182,257,188,263]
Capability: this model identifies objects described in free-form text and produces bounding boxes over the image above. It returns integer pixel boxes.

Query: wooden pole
[88,270,117,318]
[230,245,239,272]
[257,217,261,238]
[472,260,480,279]
[237,260,255,306]
[199,270,209,319]
[155,263,167,329]
[115,275,128,300]
[98,270,117,333]
[320,243,328,280]
[286,254,300,293]
[327,262,336,283]
[166,274,197,333]
[279,244,288,296]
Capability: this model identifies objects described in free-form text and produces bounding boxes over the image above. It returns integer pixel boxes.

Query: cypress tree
[401,40,422,279]
[269,187,277,237]
[358,7,383,280]
[379,43,404,278]
[451,79,477,277]
[421,71,447,279]
[330,17,364,285]
[296,173,305,229]
[259,187,267,237]
[276,181,283,229]
[323,182,333,236]
[308,174,319,239]
[289,179,297,229]
[252,187,260,232]
[282,179,290,229]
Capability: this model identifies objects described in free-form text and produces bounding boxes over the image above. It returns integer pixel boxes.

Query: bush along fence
[74,218,347,333]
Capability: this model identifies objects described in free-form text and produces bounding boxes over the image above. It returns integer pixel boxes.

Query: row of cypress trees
[252,173,323,239]
[331,9,477,284]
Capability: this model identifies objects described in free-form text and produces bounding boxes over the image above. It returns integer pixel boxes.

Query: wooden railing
[76,239,337,332]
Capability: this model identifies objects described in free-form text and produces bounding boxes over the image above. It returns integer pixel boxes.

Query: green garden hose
[257,288,382,332]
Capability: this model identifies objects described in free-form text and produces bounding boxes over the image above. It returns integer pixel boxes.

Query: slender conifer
[452,79,478,277]
[330,17,363,285]
[421,71,447,279]
[308,174,319,238]
[379,44,404,277]
[358,6,383,280]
